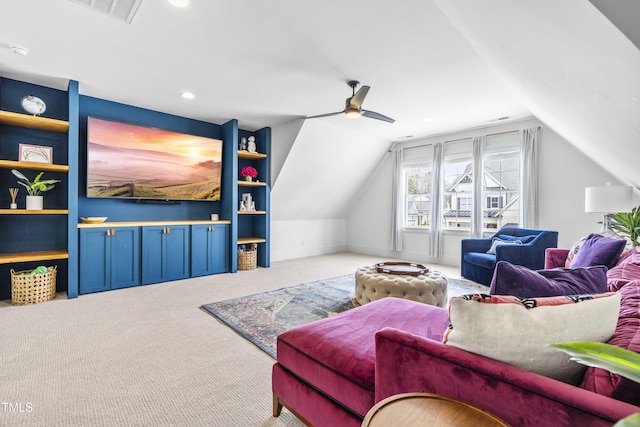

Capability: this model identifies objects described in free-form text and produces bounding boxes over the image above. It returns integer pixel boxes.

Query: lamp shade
[585,185,633,213]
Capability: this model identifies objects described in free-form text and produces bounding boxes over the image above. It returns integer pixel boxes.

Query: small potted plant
[11,169,61,210]
[610,206,640,247]
[240,166,258,182]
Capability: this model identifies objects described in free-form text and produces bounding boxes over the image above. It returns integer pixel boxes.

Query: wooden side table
[362,393,510,427]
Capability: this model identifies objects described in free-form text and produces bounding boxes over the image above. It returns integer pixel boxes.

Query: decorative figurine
[21,95,46,116]
[250,201,256,211]
[239,137,247,151]
[247,136,257,153]
[239,201,247,211]
[9,188,18,209]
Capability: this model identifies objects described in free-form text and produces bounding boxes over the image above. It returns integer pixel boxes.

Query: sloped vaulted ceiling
[433,0,640,189]
[271,119,389,220]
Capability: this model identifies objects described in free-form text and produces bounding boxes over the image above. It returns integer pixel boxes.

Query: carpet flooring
[201,274,485,358]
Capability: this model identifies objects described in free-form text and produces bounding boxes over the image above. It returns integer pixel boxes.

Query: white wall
[271,219,347,261]
[347,118,625,267]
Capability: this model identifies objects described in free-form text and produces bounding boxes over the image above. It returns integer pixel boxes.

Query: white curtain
[520,127,539,228]
[471,135,485,237]
[429,142,444,256]
[390,147,404,251]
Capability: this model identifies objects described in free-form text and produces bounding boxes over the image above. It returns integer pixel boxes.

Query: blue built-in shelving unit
[0,76,270,299]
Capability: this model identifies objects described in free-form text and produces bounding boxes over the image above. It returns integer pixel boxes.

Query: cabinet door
[164,225,190,281]
[191,224,229,277]
[141,226,165,285]
[142,225,189,285]
[209,224,229,274]
[79,228,110,294]
[191,225,211,277]
[109,227,140,290]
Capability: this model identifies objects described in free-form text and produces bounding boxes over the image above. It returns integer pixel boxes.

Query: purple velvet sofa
[272,247,640,427]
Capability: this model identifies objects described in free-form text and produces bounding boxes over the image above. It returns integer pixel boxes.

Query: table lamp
[585,183,633,237]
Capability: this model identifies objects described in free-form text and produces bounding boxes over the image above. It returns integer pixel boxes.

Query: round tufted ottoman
[354,264,448,307]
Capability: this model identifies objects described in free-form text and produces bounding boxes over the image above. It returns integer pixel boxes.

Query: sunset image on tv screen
[87,117,223,201]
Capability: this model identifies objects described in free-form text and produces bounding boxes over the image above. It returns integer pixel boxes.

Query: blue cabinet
[191,224,229,277]
[141,225,190,285]
[79,227,139,294]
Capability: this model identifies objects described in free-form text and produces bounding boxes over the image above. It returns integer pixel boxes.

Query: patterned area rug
[201,274,484,358]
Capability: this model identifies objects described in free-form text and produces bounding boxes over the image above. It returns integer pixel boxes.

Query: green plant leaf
[11,169,28,182]
[549,342,640,383]
[609,206,640,246]
[614,413,640,427]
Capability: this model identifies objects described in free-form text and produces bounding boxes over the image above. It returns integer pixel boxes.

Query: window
[486,196,503,209]
[458,197,472,210]
[443,140,473,230]
[396,130,529,236]
[483,133,520,231]
[402,145,433,229]
[404,163,432,227]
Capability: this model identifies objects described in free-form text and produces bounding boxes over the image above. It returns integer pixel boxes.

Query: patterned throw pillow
[487,237,521,255]
[443,292,621,385]
[565,237,587,267]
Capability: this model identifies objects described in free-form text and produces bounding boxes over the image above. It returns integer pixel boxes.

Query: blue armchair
[461,227,559,286]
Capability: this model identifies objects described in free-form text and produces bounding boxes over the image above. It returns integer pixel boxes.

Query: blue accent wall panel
[221,120,238,272]
[77,95,224,222]
[67,80,79,298]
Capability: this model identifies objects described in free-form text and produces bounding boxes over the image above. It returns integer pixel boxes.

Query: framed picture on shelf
[19,143,53,164]
[242,193,252,205]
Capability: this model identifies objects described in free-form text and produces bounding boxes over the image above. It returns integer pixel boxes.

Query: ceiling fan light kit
[345,109,361,119]
[307,80,395,123]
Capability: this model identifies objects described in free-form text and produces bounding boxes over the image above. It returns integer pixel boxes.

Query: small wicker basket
[238,250,257,271]
[11,266,57,305]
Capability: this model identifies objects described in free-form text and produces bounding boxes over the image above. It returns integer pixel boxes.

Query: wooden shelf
[0,209,68,215]
[0,160,69,173]
[237,237,267,245]
[0,250,68,264]
[238,151,267,160]
[77,220,231,228]
[238,181,267,187]
[0,110,69,133]
[237,210,266,215]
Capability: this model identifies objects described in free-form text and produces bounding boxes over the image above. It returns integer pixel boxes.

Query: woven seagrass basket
[238,250,257,271]
[11,266,57,305]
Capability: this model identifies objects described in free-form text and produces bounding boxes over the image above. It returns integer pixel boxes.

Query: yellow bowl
[80,217,108,224]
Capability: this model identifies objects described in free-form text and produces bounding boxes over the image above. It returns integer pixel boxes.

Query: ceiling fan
[307,80,395,123]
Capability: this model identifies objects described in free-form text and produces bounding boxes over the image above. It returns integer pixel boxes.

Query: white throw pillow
[443,293,621,385]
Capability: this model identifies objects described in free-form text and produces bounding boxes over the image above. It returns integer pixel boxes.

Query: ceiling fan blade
[350,86,370,109]
[362,109,395,123]
[306,111,345,119]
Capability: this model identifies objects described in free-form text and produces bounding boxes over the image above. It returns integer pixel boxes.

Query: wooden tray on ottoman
[375,262,429,276]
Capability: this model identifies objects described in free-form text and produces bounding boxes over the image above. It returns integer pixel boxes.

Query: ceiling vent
[69,0,143,24]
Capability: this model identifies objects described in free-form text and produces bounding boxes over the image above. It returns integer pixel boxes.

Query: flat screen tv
[86,117,223,201]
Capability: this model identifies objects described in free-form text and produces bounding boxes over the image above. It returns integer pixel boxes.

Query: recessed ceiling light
[181,91,195,99]
[10,45,29,56]
[168,0,189,7]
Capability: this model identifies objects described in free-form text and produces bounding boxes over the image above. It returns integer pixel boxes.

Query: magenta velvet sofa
[272,248,640,427]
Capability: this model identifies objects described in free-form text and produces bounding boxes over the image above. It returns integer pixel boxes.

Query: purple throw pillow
[570,233,626,269]
[489,261,608,298]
